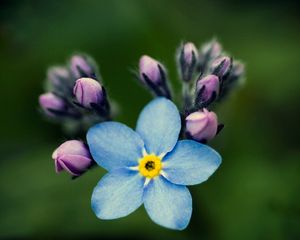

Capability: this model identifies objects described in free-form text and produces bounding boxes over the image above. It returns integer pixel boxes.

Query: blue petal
[87,122,144,171]
[136,98,181,155]
[143,176,192,230]
[91,168,144,219]
[163,140,221,185]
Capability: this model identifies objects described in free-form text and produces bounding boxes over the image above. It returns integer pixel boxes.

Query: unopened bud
[178,42,198,81]
[211,56,232,78]
[201,40,222,60]
[47,66,72,93]
[39,92,67,116]
[139,55,165,85]
[48,67,70,86]
[70,55,96,79]
[231,61,245,80]
[52,140,93,176]
[186,109,218,142]
[198,40,222,74]
[73,78,104,108]
[196,74,219,103]
[138,55,171,98]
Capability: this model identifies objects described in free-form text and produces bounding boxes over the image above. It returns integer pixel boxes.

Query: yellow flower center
[138,154,162,178]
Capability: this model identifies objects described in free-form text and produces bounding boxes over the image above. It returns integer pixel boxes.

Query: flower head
[87,98,221,230]
[52,140,93,176]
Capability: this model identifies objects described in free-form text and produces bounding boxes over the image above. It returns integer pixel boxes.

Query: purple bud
[47,66,70,87]
[183,42,198,65]
[139,55,165,85]
[73,78,104,108]
[196,75,219,102]
[70,55,95,79]
[186,109,218,142]
[39,92,67,116]
[201,40,222,60]
[52,140,93,176]
[211,56,232,77]
[178,42,198,82]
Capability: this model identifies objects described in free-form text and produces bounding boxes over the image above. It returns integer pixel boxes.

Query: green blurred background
[1,0,299,239]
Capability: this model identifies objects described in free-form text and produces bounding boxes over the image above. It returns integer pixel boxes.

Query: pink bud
[139,55,164,85]
[186,109,218,142]
[73,78,103,108]
[39,92,67,116]
[52,140,93,176]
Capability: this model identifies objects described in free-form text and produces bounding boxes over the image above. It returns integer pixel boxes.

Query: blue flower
[87,97,221,230]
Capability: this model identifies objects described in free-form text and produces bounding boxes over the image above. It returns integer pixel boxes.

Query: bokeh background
[1,0,300,239]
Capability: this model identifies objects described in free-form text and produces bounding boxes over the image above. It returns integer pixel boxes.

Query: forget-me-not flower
[87,97,221,230]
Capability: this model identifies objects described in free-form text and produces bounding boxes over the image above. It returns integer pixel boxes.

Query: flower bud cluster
[39,54,110,130]
[185,41,244,142]
[196,40,244,103]
[39,55,112,177]
[133,40,244,143]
